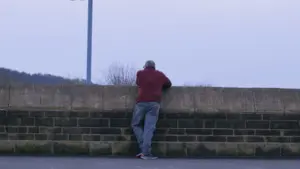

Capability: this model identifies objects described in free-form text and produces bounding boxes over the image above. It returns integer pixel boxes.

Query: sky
[1,0,300,88]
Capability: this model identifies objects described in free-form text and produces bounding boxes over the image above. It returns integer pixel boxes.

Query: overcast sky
[1,0,299,88]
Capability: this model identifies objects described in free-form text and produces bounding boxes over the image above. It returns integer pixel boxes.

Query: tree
[103,62,137,86]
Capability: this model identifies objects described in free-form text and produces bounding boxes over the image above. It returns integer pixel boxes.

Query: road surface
[0,156,299,169]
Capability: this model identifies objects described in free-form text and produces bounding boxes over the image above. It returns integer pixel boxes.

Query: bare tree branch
[103,62,137,86]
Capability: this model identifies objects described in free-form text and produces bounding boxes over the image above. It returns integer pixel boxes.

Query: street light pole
[86,0,93,84]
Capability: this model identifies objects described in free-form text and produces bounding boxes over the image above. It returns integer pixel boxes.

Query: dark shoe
[140,154,158,160]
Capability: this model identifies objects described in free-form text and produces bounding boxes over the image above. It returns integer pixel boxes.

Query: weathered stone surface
[2,85,300,158]
[89,142,112,156]
[216,143,237,156]
[279,89,300,113]
[237,144,255,156]
[53,141,89,155]
[9,85,41,109]
[220,88,255,113]
[102,86,133,111]
[186,143,216,157]
[9,85,72,110]
[194,87,224,112]
[0,85,9,108]
[252,88,284,113]
[39,85,72,110]
[166,142,186,157]
[0,140,15,154]
[111,141,137,156]
[255,143,281,156]
[2,85,300,113]
[14,141,52,154]
[161,87,195,113]
[281,143,300,157]
[70,85,103,111]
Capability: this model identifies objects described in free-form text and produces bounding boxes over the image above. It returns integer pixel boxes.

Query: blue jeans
[131,102,160,155]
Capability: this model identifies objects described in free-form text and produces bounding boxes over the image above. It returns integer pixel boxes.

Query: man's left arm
[135,71,141,86]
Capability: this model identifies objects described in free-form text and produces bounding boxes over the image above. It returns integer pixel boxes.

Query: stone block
[9,85,72,110]
[161,87,195,113]
[35,134,48,140]
[245,136,264,142]
[165,142,186,157]
[102,86,133,112]
[234,129,255,135]
[185,129,212,135]
[281,143,300,156]
[227,136,244,142]
[35,118,54,126]
[178,119,203,128]
[111,141,138,156]
[110,118,131,127]
[54,118,78,127]
[198,136,226,142]
[0,140,15,154]
[255,130,280,136]
[278,88,300,113]
[157,119,177,128]
[216,143,237,156]
[9,85,41,109]
[215,120,245,129]
[0,85,9,108]
[53,141,89,155]
[63,127,90,134]
[213,129,233,136]
[68,134,82,141]
[77,118,109,127]
[40,85,72,110]
[266,136,290,143]
[255,143,281,156]
[177,136,196,142]
[270,121,299,129]
[152,143,166,156]
[284,130,300,136]
[193,87,224,112]
[14,141,52,155]
[237,143,255,156]
[90,128,121,135]
[186,143,216,157]
[168,128,185,135]
[83,135,100,141]
[17,133,34,140]
[246,121,270,129]
[251,88,284,113]
[89,142,112,156]
[194,87,255,113]
[7,110,30,117]
[70,85,103,111]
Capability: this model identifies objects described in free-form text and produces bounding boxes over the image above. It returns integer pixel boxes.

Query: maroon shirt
[136,67,172,103]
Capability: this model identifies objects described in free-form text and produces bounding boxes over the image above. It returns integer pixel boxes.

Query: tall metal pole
[86,0,93,84]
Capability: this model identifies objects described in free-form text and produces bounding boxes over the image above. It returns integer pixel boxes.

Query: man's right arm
[161,73,172,89]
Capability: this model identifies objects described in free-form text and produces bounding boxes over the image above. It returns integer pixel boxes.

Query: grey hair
[144,60,155,68]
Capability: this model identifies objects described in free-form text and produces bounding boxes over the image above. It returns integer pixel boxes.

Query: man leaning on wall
[131,60,172,160]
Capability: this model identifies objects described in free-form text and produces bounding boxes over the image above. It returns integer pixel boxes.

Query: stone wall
[0,85,300,157]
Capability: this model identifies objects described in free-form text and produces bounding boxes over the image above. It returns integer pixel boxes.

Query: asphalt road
[0,156,299,169]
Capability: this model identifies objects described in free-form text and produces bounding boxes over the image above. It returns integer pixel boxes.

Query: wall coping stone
[1,84,300,113]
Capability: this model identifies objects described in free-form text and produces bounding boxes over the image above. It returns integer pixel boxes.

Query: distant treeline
[0,67,86,85]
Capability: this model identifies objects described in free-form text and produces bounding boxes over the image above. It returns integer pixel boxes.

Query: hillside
[0,67,86,85]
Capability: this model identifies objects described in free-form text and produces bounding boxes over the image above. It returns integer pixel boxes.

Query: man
[131,60,172,160]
